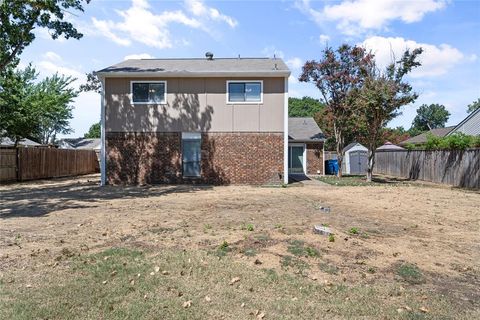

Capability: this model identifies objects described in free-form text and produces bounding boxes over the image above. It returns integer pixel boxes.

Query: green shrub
[425,132,477,150]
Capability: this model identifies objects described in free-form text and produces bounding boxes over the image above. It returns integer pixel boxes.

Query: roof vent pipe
[205,52,214,60]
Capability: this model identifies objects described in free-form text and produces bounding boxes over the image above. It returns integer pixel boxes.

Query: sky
[19,0,480,138]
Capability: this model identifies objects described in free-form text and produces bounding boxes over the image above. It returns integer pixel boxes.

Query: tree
[288,96,324,117]
[79,71,101,93]
[381,127,410,145]
[84,122,100,138]
[300,44,374,176]
[0,65,77,145]
[0,0,90,71]
[0,65,40,145]
[355,48,423,181]
[32,74,78,144]
[410,103,450,132]
[467,98,480,114]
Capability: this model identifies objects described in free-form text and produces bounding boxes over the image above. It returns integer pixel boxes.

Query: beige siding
[105,77,285,133]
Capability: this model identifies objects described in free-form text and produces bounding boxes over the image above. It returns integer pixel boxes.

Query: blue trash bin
[325,160,339,175]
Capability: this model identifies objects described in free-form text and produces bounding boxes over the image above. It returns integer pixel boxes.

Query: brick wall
[106,132,284,185]
[306,142,324,175]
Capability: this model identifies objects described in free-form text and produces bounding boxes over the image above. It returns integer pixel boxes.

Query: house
[447,108,480,136]
[57,138,101,160]
[0,137,41,147]
[376,141,405,151]
[399,126,455,146]
[342,142,368,175]
[95,54,290,185]
[288,117,325,175]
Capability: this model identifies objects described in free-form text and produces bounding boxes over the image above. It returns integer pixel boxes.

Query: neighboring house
[377,142,405,151]
[288,117,325,175]
[95,54,290,185]
[447,108,480,136]
[342,142,368,175]
[399,126,455,146]
[0,137,41,147]
[58,138,101,160]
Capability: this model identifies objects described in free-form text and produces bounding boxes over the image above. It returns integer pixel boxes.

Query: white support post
[283,76,289,185]
[99,77,106,186]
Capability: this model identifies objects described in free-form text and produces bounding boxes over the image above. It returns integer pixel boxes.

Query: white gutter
[99,76,106,186]
[95,71,291,78]
[283,76,289,185]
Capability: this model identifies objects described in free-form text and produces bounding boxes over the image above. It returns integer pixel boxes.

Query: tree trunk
[366,148,375,182]
[333,123,344,178]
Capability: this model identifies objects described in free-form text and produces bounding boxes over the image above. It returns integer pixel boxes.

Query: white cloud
[261,46,284,59]
[296,0,446,36]
[124,53,154,60]
[468,54,478,62]
[92,0,236,49]
[319,34,330,43]
[185,0,237,27]
[286,57,303,70]
[42,51,62,63]
[361,36,464,78]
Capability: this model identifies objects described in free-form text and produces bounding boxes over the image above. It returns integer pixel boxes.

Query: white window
[131,81,166,104]
[227,81,263,104]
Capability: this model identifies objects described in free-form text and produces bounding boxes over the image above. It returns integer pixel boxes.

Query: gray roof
[58,138,101,150]
[288,117,325,142]
[343,142,367,153]
[448,108,480,136]
[400,126,455,145]
[377,142,405,151]
[0,137,40,147]
[96,58,290,77]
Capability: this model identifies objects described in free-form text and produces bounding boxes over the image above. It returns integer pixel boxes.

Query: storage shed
[342,142,368,175]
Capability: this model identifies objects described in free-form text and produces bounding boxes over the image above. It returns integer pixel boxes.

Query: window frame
[226,80,263,105]
[130,80,167,105]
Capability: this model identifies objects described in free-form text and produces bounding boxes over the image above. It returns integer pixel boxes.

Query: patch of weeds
[319,262,339,275]
[349,227,359,235]
[149,227,173,235]
[255,233,271,243]
[321,223,329,227]
[204,223,212,230]
[287,240,319,258]
[243,248,257,257]
[246,224,254,232]
[263,268,279,281]
[280,255,310,273]
[328,234,335,242]
[396,263,425,284]
[367,267,376,274]
[274,224,283,230]
[216,241,231,258]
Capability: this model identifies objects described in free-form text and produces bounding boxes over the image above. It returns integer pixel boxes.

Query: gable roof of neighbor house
[343,142,367,153]
[58,138,101,150]
[288,117,325,142]
[96,57,290,78]
[0,137,40,147]
[447,107,480,136]
[400,126,455,146]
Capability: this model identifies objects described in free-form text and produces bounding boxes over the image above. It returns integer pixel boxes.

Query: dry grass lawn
[0,174,479,319]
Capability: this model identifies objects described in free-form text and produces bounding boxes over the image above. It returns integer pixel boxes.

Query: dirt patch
[1,174,479,315]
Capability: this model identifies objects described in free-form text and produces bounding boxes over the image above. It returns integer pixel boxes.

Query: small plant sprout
[328,234,335,242]
[246,224,254,232]
[349,227,359,235]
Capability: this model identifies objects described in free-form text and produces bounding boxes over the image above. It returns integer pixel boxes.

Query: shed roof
[343,142,367,153]
[96,58,290,77]
[288,117,325,142]
[400,126,455,145]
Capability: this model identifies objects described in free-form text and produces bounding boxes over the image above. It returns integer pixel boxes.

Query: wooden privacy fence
[0,147,99,182]
[374,149,480,188]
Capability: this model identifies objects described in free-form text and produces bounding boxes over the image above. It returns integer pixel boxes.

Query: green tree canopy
[467,98,480,114]
[410,103,450,132]
[0,0,90,71]
[288,96,325,117]
[0,65,77,145]
[84,122,100,138]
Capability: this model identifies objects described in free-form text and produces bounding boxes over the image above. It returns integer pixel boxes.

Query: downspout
[322,142,325,176]
[99,76,106,186]
[283,76,289,185]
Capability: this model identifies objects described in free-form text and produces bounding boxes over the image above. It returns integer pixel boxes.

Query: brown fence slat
[0,148,18,182]
[374,149,480,188]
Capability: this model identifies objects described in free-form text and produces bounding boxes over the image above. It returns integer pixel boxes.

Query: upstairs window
[227,81,262,103]
[131,81,166,104]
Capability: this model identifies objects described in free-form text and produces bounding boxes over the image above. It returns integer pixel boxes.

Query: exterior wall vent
[205,52,214,60]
